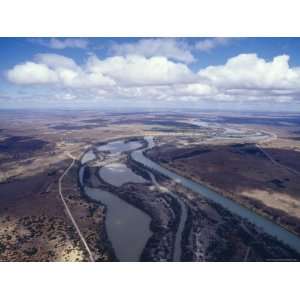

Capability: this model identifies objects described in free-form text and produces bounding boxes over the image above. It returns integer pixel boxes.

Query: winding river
[80,140,152,261]
[131,136,300,254]
[84,186,152,261]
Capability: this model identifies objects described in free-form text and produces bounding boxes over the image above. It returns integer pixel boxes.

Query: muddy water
[131,136,300,254]
[84,186,152,261]
[99,163,146,187]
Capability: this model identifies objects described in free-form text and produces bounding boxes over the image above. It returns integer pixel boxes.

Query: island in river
[1,110,300,261]
[79,135,300,261]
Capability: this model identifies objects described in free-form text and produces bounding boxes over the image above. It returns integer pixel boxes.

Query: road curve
[58,153,95,262]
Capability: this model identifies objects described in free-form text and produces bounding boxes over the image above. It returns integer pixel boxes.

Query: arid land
[1,109,300,261]
[147,113,300,237]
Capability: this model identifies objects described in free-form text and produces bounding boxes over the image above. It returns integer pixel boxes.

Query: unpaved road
[58,152,95,262]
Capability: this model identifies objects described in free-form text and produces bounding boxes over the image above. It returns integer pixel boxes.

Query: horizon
[1,107,300,114]
[1,37,300,111]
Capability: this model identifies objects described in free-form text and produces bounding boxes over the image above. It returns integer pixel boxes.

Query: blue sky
[1,37,300,111]
[2,38,300,70]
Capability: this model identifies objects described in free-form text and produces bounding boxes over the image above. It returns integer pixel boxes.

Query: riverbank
[146,145,300,238]
[133,136,300,256]
[79,139,181,261]
[77,135,300,261]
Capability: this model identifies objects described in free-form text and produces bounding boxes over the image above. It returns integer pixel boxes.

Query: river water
[99,163,146,187]
[84,186,152,261]
[80,139,152,261]
[97,140,143,154]
[81,149,96,164]
[131,136,300,254]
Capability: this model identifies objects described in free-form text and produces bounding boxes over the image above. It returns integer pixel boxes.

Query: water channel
[80,139,152,261]
[131,136,300,253]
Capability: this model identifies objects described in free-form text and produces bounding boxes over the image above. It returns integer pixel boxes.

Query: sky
[1,37,300,111]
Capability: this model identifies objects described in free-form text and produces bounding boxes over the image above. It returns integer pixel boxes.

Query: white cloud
[49,38,89,49]
[7,53,115,87]
[111,38,195,63]
[6,53,193,88]
[181,83,216,96]
[32,38,89,49]
[6,52,300,105]
[34,53,79,70]
[198,53,300,89]
[195,38,229,52]
[86,55,194,85]
[7,62,58,84]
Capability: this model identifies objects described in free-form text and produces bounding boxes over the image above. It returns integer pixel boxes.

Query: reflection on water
[99,163,146,187]
[81,150,96,164]
[97,140,142,154]
[84,186,152,261]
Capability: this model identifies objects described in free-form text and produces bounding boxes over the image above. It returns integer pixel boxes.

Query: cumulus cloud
[34,53,79,70]
[111,38,195,63]
[7,53,194,87]
[195,38,230,52]
[180,83,217,96]
[32,38,89,49]
[86,55,194,85]
[6,51,300,105]
[7,62,58,84]
[7,53,115,87]
[198,53,300,89]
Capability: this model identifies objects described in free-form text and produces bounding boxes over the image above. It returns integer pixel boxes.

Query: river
[131,136,300,254]
[84,186,152,261]
[80,140,152,261]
